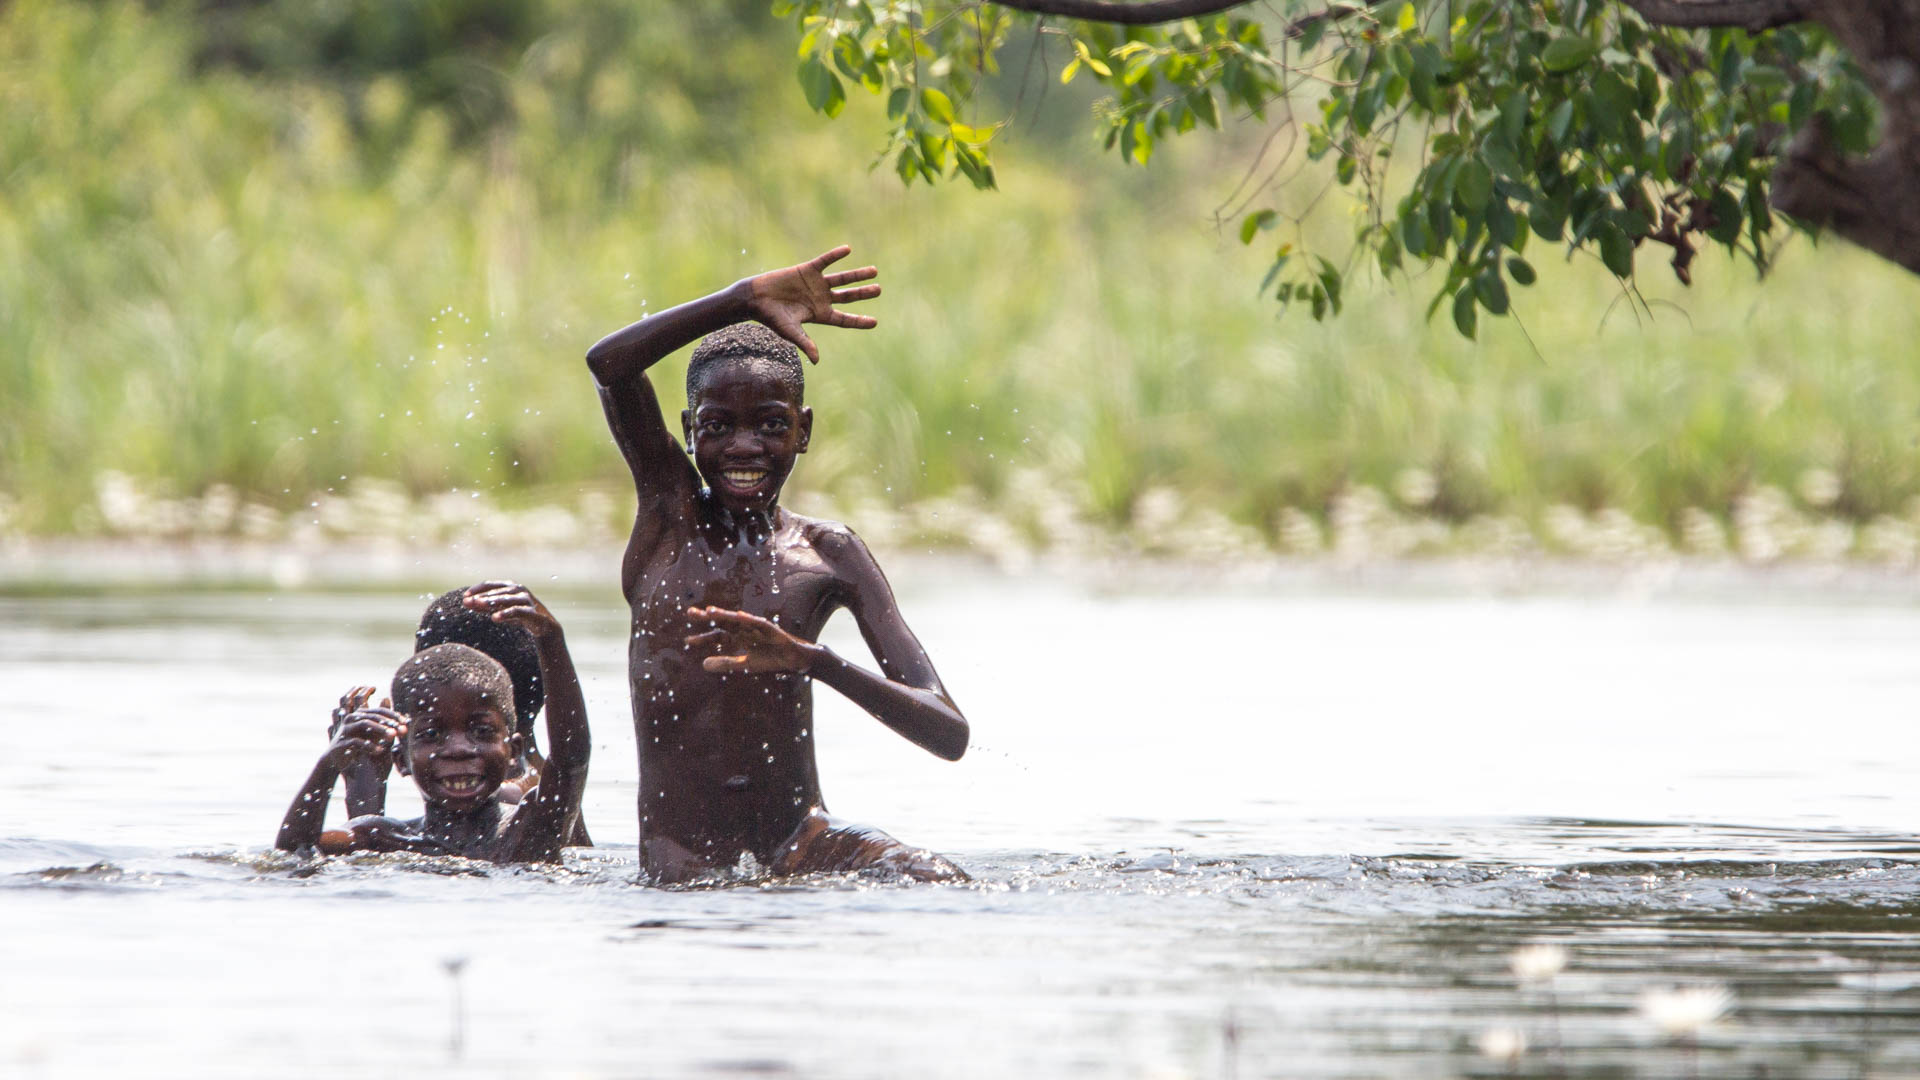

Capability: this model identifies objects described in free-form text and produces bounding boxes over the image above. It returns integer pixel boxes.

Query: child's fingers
[687,606,769,630]
[794,328,820,364]
[822,265,878,287]
[809,245,853,270]
[829,312,879,330]
[702,655,750,673]
[684,629,727,649]
[830,284,881,304]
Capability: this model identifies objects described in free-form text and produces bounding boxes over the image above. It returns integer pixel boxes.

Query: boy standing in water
[586,245,968,884]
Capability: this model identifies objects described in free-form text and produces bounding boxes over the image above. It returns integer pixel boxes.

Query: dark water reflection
[6,580,1920,1076]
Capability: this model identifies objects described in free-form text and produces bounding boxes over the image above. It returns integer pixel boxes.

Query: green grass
[4,0,1919,557]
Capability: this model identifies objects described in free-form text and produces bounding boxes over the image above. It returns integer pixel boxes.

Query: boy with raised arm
[275,583,589,863]
[586,245,968,884]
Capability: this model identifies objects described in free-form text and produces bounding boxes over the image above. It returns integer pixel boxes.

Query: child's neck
[419,797,504,850]
[706,495,781,544]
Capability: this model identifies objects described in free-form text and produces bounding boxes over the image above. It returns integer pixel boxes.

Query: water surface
[7,569,1920,1076]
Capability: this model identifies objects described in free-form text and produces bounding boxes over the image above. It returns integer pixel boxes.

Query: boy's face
[401,680,520,812]
[681,362,812,515]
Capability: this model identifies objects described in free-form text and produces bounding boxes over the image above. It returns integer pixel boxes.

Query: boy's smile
[682,364,811,516]
[403,682,518,812]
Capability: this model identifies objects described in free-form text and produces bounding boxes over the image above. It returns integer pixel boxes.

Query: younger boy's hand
[684,606,822,675]
[323,711,406,773]
[745,245,881,364]
[463,581,562,641]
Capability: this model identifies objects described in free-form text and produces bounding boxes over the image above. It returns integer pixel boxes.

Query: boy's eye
[416,729,441,742]
[762,418,789,433]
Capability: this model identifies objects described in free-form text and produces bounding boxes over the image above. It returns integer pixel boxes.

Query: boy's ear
[394,736,413,777]
[509,731,526,762]
[797,406,813,454]
[680,408,693,448]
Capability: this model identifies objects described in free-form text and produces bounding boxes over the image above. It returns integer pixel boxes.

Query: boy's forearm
[808,647,970,762]
[533,632,591,774]
[585,278,754,387]
[340,761,389,818]
[275,759,339,851]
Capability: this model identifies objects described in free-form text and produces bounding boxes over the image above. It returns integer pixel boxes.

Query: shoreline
[7,536,1920,605]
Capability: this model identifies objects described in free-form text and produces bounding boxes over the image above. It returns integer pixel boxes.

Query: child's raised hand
[683,606,822,675]
[462,580,561,641]
[323,710,406,772]
[329,685,378,739]
[744,245,881,364]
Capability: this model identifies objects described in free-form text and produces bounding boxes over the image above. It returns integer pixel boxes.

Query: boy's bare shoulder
[789,512,878,567]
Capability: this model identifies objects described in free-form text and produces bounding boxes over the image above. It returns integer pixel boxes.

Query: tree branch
[1616,0,1811,32]
[986,0,1251,22]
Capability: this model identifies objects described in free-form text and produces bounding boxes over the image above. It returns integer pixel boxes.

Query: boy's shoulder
[786,511,877,566]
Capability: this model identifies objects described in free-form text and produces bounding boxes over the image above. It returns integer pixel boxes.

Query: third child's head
[681,323,812,514]
[391,644,522,812]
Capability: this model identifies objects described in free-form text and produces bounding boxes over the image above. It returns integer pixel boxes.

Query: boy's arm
[461,583,589,862]
[584,246,880,501]
[276,710,405,851]
[684,531,968,762]
[330,687,405,818]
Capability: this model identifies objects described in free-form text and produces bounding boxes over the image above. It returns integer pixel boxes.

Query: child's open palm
[745,245,881,364]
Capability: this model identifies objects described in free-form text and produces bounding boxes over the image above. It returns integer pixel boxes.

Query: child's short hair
[687,323,805,404]
[392,643,517,726]
[416,587,544,726]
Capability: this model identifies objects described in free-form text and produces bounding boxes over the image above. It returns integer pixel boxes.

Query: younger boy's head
[391,644,522,812]
[681,323,812,514]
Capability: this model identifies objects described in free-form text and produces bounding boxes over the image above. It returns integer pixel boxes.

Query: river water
[6,563,1920,1076]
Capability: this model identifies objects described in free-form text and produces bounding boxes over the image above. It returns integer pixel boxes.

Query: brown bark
[1624,0,1920,275]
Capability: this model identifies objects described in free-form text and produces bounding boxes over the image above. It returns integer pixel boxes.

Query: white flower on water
[1509,943,1568,982]
[1637,984,1732,1037]
[1476,1025,1528,1061]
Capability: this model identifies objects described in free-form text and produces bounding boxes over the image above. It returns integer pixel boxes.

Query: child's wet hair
[392,643,517,726]
[416,586,544,728]
[687,323,804,405]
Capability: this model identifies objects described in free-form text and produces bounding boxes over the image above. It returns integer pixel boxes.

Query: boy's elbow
[937,724,969,762]
[584,346,614,387]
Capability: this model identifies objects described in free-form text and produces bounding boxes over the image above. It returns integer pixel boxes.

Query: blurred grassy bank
[4,0,1919,562]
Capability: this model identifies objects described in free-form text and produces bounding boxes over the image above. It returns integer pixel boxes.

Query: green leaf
[1378,232,1403,274]
[1707,189,1743,244]
[1452,285,1478,339]
[1507,256,1537,286]
[1529,200,1564,242]
[797,56,846,118]
[886,87,910,123]
[1541,36,1597,74]
[1598,224,1634,278]
[1474,269,1510,315]
[1547,99,1574,145]
[1239,209,1277,245]
[1457,158,1493,211]
[920,87,956,125]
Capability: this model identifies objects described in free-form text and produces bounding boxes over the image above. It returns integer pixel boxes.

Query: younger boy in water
[275,582,589,862]
[586,245,969,884]
[330,583,592,846]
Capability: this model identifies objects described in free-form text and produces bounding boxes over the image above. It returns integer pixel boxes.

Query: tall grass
[4,0,1918,557]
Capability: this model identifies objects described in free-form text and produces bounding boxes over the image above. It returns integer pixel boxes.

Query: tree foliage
[775,0,1877,336]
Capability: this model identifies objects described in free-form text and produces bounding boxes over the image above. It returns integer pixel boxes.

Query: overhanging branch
[1616,0,1811,32]
[985,0,1251,24]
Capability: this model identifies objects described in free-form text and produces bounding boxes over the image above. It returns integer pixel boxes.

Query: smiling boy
[274,582,589,863]
[585,245,968,884]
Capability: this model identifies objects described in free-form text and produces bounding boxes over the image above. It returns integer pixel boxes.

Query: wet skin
[274,583,590,863]
[585,245,969,884]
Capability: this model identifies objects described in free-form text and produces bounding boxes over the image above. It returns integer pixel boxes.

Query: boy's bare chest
[627,532,840,641]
